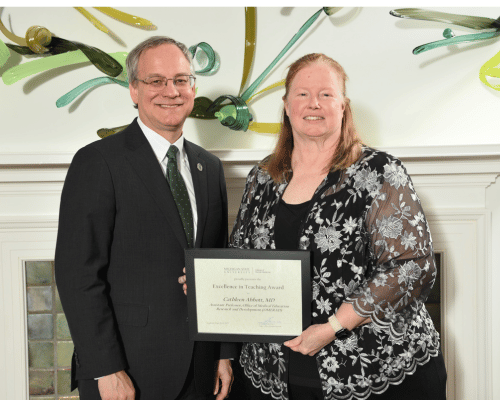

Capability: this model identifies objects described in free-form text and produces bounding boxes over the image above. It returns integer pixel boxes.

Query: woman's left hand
[283,323,336,356]
[178,267,187,295]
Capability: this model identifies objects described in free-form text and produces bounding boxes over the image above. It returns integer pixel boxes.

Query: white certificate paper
[186,249,311,342]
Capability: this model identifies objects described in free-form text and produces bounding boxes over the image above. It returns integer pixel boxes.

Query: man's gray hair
[126,36,194,86]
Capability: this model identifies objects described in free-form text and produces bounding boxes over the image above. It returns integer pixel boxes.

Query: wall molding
[2,144,500,167]
[0,216,59,230]
[0,229,58,400]
[426,210,492,399]
[0,169,68,183]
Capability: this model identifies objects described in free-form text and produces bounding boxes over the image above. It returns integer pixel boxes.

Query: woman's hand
[178,267,187,295]
[283,323,336,356]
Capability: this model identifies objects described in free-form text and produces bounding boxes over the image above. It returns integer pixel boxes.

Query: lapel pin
[197,163,203,171]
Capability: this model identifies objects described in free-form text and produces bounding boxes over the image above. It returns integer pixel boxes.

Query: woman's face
[284,62,345,144]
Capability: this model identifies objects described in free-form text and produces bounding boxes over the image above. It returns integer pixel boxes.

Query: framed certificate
[185,248,311,343]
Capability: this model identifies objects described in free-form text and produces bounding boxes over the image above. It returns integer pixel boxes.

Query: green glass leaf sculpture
[390,9,500,55]
[57,77,129,108]
[98,7,341,135]
[5,26,123,77]
[442,28,455,39]
[52,37,123,77]
[189,42,218,74]
[97,124,129,139]
[100,96,224,138]
[207,95,252,131]
[2,50,127,85]
[323,7,343,16]
[390,8,500,93]
[189,96,224,119]
[390,8,500,31]
[0,38,10,68]
[413,30,500,54]
[5,43,35,55]
[240,8,324,102]
[202,7,334,132]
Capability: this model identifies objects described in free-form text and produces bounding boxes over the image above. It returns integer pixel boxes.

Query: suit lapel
[124,121,188,248]
[184,140,208,248]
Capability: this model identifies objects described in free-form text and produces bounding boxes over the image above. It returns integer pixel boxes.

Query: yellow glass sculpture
[480,50,500,91]
[94,7,157,30]
[74,7,110,33]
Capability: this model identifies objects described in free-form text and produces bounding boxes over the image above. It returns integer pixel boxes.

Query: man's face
[130,44,195,139]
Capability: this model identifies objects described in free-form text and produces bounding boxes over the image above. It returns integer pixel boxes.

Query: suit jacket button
[186,317,189,322]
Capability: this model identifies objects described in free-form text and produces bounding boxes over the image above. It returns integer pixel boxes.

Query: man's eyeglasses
[136,75,196,90]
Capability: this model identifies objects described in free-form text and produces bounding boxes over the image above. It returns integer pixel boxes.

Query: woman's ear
[342,96,348,112]
[283,96,288,116]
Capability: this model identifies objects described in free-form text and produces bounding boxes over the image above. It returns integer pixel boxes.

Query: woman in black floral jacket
[229,54,447,400]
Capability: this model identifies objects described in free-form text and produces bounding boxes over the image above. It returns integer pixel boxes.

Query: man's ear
[130,81,139,106]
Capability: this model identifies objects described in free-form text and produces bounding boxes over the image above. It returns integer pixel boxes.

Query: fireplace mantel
[2,143,500,164]
[1,145,499,399]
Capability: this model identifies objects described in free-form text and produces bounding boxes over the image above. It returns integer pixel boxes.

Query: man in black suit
[55,36,234,400]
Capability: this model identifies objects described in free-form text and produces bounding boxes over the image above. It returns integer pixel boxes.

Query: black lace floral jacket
[229,147,441,400]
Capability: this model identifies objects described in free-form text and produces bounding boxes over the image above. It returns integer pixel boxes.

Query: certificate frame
[185,248,311,343]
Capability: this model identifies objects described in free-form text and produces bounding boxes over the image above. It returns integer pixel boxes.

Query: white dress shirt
[137,117,198,241]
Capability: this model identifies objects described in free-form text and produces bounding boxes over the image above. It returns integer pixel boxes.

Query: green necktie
[165,145,194,247]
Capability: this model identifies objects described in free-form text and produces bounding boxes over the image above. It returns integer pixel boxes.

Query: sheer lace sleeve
[345,158,437,340]
[229,165,260,249]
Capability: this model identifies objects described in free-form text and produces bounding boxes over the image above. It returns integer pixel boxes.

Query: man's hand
[283,323,336,356]
[213,359,233,400]
[97,370,135,400]
[178,267,187,295]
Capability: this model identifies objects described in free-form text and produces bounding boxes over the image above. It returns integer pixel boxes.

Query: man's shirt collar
[137,116,187,164]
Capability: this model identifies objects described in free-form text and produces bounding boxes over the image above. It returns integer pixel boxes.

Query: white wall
[1,6,500,156]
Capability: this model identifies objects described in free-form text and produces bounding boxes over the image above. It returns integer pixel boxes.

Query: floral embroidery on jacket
[230,147,441,400]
